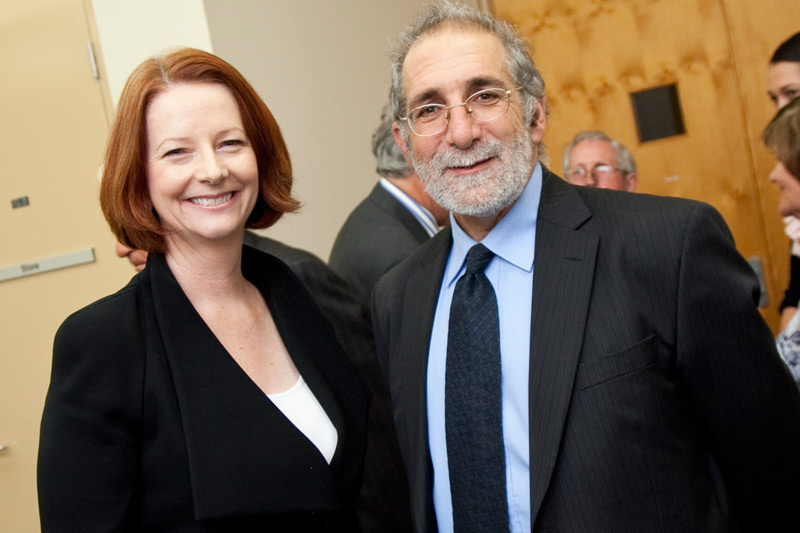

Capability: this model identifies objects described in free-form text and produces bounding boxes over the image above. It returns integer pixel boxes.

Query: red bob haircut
[100,47,299,253]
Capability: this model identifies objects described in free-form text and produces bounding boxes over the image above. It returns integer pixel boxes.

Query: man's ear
[393,122,412,163]
[529,99,547,144]
[624,172,638,193]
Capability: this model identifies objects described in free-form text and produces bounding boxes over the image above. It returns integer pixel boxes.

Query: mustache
[428,140,502,170]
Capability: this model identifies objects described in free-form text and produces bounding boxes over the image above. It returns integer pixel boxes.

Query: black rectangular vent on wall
[631,83,685,143]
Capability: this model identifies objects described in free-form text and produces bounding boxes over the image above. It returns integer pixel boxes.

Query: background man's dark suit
[372,170,800,532]
[329,183,431,306]
[244,231,411,532]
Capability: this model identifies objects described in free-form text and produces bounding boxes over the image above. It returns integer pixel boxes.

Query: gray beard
[409,130,534,218]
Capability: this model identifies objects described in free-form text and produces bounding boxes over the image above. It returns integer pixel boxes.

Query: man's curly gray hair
[389,1,545,142]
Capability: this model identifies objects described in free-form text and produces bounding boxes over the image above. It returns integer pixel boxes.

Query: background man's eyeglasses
[566,164,624,183]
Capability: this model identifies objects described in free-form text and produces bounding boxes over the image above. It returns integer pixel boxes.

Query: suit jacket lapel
[145,251,363,519]
[248,247,369,491]
[400,229,452,532]
[528,171,598,521]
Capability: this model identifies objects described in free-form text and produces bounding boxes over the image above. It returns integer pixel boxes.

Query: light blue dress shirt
[379,177,439,237]
[427,163,542,533]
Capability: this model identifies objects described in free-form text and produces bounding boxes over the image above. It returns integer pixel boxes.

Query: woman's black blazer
[38,246,369,531]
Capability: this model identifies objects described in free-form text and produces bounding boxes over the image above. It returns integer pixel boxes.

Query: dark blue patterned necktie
[445,243,508,532]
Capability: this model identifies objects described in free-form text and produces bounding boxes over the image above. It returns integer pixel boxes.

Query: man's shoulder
[244,231,324,270]
[561,185,736,261]
[330,184,429,270]
[570,185,718,229]
[241,238,350,307]
[375,228,451,295]
[339,184,415,232]
[568,175,702,209]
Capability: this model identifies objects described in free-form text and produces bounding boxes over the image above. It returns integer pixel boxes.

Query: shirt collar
[445,162,542,287]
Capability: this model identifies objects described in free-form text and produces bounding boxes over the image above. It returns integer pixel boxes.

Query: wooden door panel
[0,1,131,529]
[491,0,800,331]
[722,0,800,319]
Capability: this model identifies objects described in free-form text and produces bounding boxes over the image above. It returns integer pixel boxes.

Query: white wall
[91,0,213,107]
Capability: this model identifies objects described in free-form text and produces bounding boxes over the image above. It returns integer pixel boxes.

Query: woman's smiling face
[146,82,259,249]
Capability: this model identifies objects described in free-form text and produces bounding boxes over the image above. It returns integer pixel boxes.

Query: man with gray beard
[371,3,800,533]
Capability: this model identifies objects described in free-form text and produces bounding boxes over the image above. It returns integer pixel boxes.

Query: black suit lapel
[145,251,365,520]
[528,171,598,521]
[402,229,451,451]
[399,229,452,532]
[247,247,369,493]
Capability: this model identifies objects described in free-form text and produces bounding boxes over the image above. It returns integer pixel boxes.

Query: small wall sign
[0,248,95,282]
[11,196,29,209]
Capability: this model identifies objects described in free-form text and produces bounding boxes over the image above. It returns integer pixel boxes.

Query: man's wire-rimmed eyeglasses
[399,87,522,137]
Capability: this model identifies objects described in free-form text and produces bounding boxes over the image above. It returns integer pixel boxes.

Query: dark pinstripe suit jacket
[372,168,800,532]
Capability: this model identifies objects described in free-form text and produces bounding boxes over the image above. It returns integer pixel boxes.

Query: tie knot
[464,244,494,274]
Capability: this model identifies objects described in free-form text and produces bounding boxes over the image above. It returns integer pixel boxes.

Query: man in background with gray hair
[329,103,448,307]
[562,130,638,192]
